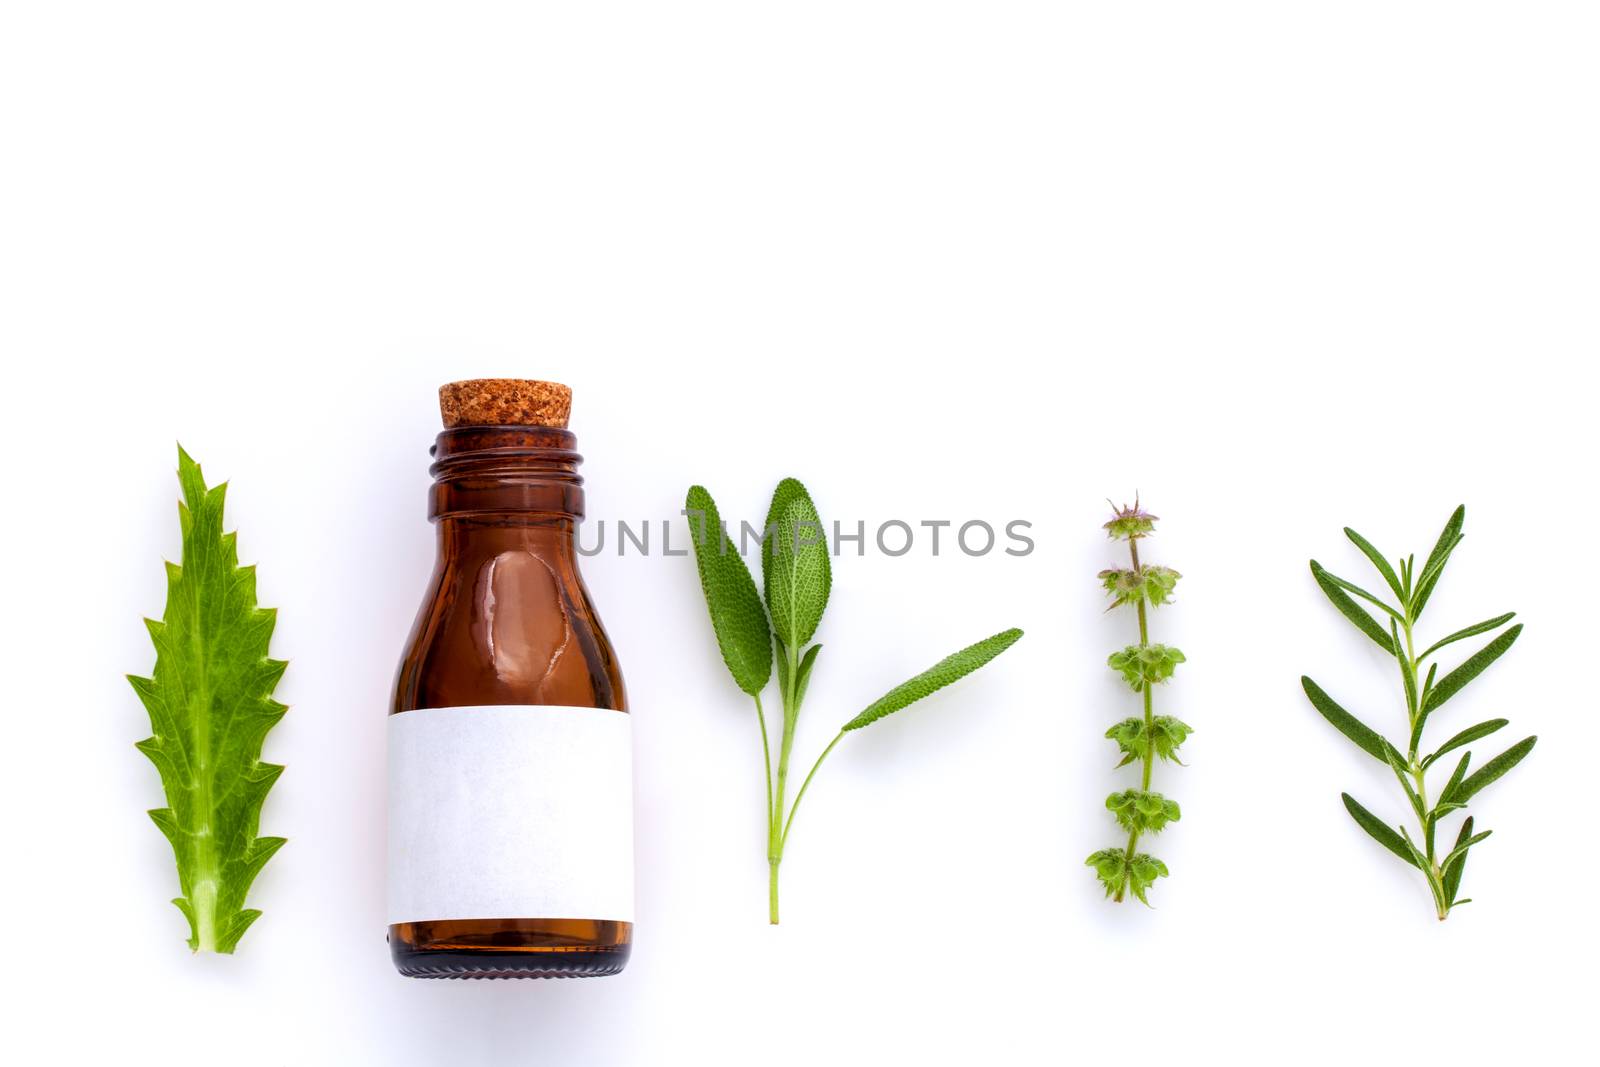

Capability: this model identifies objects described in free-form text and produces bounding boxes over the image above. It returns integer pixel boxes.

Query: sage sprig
[1303,506,1534,919]
[1087,498,1189,905]
[686,478,1023,924]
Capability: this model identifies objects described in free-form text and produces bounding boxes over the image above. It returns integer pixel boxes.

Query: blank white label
[387,704,634,925]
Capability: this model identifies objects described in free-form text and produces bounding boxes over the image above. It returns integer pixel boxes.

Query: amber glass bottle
[388,380,632,979]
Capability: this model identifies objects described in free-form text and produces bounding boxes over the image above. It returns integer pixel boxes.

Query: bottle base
[391,946,630,979]
[388,918,631,980]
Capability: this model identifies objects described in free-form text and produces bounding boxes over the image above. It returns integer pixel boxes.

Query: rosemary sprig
[1303,505,1535,919]
[1087,498,1189,905]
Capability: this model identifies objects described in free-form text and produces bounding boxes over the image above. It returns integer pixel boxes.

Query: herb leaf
[1419,625,1523,715]
[761,478,831,651]
[793,644,822,707]
[1442,816,1476,904]
[841,628,1023,732]
[128,447,288,953]
[1344,527,1405,600]
[1422,719,1509,770]
[1301,676,1393,764]
[1341,792,1419,868]
[1451,736,1537,804]
[1417,613,1516,662]
[686,485,773,695]
[1310,561,1396,652]
[1410,505,1465,619]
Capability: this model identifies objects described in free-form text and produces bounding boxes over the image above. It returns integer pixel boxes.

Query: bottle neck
[428,426,585,531]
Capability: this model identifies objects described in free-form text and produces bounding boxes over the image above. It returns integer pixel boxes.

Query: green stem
[769,859,780,924]
[1113,534,1154,903]
[755,693,775,832]
[781,731,843,851]
[1401,612,1449,919]
[769,644,802,924]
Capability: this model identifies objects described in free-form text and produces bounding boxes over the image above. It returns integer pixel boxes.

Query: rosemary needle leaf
[1438,751,1472,807]
[1440,830,1492,876]
[1344,527,1405,601]
[1417,613,1517,662]
[1341,793,1420,869]
[1419,625,1523,715]
[1443,816,1476,904]
[1422,719,1510,771]
[841,627,1023,732]
[1310,561,1397,652]
[1411,506,1466,619]
[1316,565,1405,621]
[1451,736,1537,804]
[1302,676,1394,764]
[686,485,773,696]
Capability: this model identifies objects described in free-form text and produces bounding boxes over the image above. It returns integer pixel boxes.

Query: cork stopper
[438,379,572,429]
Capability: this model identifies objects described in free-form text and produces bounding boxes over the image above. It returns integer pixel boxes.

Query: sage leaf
[841,627,1023,732]
[1421,719,1509,771]
[1310,561,1396,652]
[686,485,773,695]
[1451,736,1537,804]
[1420,624,1523,715]
[761,478,831,651]
[1302,676,1393,764]
[793,644,822,706]
[1341,793,1419,869]
[685,476,1022,924]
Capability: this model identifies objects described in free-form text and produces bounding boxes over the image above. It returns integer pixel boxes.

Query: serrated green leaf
[840,627,1023,732]
[1417,612,1516,662]
[761,478,831,651]
[1421,718,1509,771]
[1107,643,1185,691]
[129,446,288,954]
[1302,676,1393,764]
[1344,527,1405,601]
[1128,853,1168,906]
[1085,847,1128,899]
[1341,793,1419,868]
[1420,624,1522,715]
[685,485,773,696]
[1452,736,1536,803]
[1411,506,1465,619]
[1106,788,1181,834]
[1310,561,1396,652]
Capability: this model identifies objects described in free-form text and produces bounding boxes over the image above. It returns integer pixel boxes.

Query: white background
[2,3,1596,1064]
